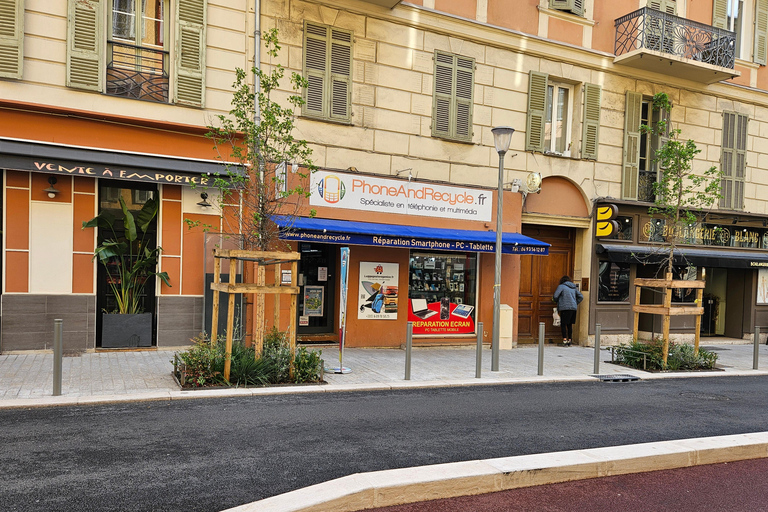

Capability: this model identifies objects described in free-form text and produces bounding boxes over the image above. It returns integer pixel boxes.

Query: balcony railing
[107,41,169,103]
[615,7,736,70]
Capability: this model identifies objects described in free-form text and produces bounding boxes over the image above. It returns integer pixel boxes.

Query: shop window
[597,261,630,302]
[603,216,633,241]
[672,264,697,303]
[408,252,477,333]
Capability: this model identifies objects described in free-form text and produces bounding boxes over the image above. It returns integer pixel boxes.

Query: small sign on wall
[318,267,328,281]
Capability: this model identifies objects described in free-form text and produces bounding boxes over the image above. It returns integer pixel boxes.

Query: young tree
[207,28,316,251]
[641,92,722,275]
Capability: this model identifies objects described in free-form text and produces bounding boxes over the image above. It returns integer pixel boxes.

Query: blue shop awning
[273,216,549,255]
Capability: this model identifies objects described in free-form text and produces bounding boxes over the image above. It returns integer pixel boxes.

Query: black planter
[101,313,153,348]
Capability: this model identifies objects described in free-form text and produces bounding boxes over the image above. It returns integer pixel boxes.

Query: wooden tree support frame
[632,273,705,364]
[210,248,300,381]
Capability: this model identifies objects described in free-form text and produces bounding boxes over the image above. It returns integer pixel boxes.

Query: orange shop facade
[282,170,549,348]
[0,109,228,353]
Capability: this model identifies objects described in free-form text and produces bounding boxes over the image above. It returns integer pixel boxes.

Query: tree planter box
[101,313,153,348]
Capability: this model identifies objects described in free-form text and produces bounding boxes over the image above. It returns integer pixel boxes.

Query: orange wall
[593,2,634,53]
[435,0,477,19]
[182,212,221,295]
[548,17,583,47]
[72,177,96,293]
[487,0,538,34]
[5,171,30,292]
[686,0,712,25]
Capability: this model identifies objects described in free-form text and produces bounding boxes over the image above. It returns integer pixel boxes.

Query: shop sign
[4,155,220,185]
[310,170,493,222]
[641,219,768,248]
[408,298,475,335]
[358,262,399,320]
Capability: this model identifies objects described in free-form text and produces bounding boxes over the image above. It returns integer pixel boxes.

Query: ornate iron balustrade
[615,7,736,69]
[107,41,169,103]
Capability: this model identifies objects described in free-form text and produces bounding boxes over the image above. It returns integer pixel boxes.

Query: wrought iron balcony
[106,41,169,103]
[614,7,739,84]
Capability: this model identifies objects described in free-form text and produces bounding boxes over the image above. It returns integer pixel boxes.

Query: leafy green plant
[229,342,272,386]
[615,338,718,371]
[294,347,323,383]
[263,328,292,384]
[177,333,226,387]
[82,196,170,314]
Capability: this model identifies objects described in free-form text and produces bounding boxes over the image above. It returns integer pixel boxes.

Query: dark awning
[596,243,768,269]
[274,216,550,255]
[0,137,243,186]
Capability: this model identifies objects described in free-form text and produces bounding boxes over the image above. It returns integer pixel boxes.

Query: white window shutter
[175,0,206,107]
[712,0,728,29]
[67,0,103,91]
[0,0,23,79]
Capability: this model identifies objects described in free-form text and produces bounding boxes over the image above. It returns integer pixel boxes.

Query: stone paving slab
[0,342,767,407]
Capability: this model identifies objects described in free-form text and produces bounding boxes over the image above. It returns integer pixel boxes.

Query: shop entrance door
[518,225,574,343]
[95,182,159,348]
[297,243,336,335]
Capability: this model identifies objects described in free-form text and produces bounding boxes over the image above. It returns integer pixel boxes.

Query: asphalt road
[2,376,768,512]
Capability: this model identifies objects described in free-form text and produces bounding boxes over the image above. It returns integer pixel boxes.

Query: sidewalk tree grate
[591,374,640,382]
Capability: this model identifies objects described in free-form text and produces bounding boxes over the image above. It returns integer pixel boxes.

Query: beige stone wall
[1,0,250,128]
[263,0,768,217]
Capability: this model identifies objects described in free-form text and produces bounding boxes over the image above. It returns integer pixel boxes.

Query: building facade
[4,0,768,352]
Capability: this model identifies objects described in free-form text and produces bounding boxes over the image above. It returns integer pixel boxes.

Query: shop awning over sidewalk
[596,243,768,269]
[273,216,550,255]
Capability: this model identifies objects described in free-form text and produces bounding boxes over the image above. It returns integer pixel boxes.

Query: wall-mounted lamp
[43,177,60,198]
[197,192,212,208]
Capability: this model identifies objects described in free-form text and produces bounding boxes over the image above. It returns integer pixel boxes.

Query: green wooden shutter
[454,55,474,141]
[67,0,103,91]
[649,0,677,14]
[0,0,23,79]
[432,51,454,139]
[304,23,328,118]
[549,0,583,16]
[329,28,352,122]
[719,111,746,210]
[175,0,205,107]
[581,83,601,160]
[526,71,548,152]
[755,0,768,65]
[622,91,642,200]
[712,0,728,29]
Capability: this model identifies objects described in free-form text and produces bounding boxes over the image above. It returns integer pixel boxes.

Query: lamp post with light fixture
[491,127,514,372]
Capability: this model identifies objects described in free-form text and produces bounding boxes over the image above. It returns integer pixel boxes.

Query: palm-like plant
[83,196,170,314]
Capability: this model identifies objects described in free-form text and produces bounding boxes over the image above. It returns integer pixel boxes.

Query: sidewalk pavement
[2,341,768,408]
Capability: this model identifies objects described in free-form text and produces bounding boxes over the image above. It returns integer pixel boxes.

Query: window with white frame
[544,82,573,156]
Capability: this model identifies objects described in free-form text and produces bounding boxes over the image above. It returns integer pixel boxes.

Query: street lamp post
[491,127,514,372]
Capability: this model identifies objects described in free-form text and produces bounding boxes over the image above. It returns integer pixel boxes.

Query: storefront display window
[603,216,633,241]
[597,261,630,302]
[408,252,477,335]
[672,265,697,303]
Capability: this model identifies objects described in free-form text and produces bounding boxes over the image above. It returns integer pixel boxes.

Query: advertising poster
[759,269,768,304]
[408,298,475,335]
[303,286,324,317]
[358,262,399,320]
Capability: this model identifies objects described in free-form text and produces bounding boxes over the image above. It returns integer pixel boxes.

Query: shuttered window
[756,0,768,65]
[175,0,205,107]
[581,83,601,160]
[431,51,475,142]
[0,0,23,79]
[648,0,677,14]
[67,0,104,91]
[526,71,548,152]
[622,91,642,200]
[549,0,584,17]
[302,22,352,123]
[720,111,747,210]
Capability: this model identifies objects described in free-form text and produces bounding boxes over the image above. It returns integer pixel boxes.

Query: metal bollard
[754,325,760,370]
[475,322,483,379]
[53,319,63,396]
[594,324,602,374]
[405,322,413,380]
[538,322,545,376]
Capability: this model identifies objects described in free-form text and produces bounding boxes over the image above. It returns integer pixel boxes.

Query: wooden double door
[518,225,575,343]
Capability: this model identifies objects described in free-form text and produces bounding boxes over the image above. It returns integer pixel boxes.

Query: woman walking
[553,276,583,346]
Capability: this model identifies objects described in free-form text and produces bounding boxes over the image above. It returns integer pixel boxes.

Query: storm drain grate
[591,374,640,382]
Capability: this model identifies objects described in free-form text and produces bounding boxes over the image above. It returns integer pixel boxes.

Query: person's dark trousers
[559,310,576,340]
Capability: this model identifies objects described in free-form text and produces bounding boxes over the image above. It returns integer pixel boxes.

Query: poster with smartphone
[408,298,475,335]
[358,262,399,320]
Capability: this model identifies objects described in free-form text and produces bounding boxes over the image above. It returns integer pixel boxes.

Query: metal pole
[594,323,602,375]
[53,319,63,396]
[538,322,545,376]
[754,325,760,370]
[475,322,483,378]
[492,152,505,372]
[405,321,413,380]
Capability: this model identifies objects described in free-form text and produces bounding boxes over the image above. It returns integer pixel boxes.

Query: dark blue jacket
[553,281,583,312]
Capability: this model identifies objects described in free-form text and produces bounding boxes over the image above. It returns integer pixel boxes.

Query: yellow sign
[596,204,620,237]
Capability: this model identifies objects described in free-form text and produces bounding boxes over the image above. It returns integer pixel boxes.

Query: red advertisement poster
[408,298,475,335]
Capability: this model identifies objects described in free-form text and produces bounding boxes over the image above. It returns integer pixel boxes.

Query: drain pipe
[254,0,261,129]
